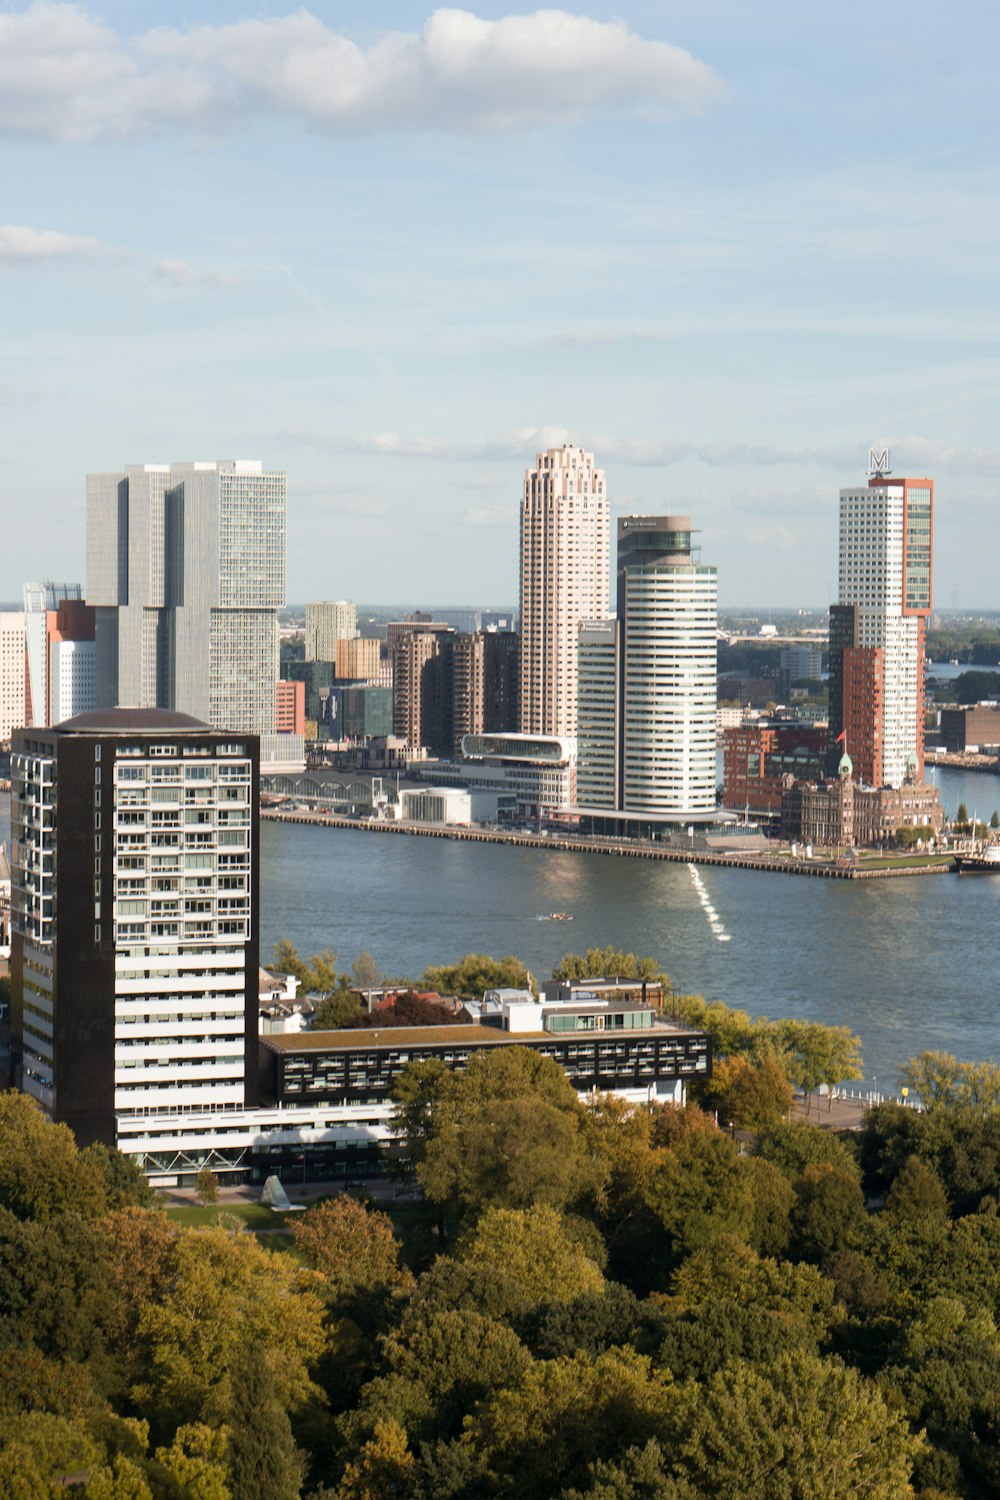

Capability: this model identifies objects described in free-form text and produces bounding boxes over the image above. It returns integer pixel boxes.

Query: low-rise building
[939,704,1000,752]
[781,753,945,848]
[723,722,828,816]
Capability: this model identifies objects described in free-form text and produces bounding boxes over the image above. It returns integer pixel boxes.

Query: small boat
[549,912,573,921]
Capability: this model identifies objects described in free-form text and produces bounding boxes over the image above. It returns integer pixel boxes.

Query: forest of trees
[6,1036,1000,1496]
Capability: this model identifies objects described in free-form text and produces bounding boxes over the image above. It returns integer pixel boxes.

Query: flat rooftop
[262,1018,703,1054]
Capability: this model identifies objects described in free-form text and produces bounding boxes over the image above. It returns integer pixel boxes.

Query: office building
[0,613,26,742]
[723,722,828,816]
[519,445,611,737]
[576,516,718,823]
[829,454,932,788]
[779,645,824,682]
[335,636,381,683]
[23,583,96,727]
[305,601,356,662]
[86,460,297,767]
[10,709,259,1149]
[275,679,305,735]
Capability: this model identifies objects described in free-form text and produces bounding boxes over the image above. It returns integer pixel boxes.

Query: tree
[84,1145,156,1211]
[710,1056,793,1131]
[195,1168,220,1206]
[752,1121,860,1185]
[791,1163,866,1262]
[668,1235,841,1351]
[131,1226,325,1437]
[771,1019,863,1112]
[901,1051,1000,1111]
[0,1091,108,1222]
[152,1424,230,1500]
[457,1206,605,1317]
[228,1344,303,1500]
[459,1347,678,1500]
[351,952,381,989]
[671,1349,923,1499]
[668,996,758,1059]
[582,1094,661,1234]
[742,1157,795,1258]
[291,1195,411,1310]
[410,1048,596,1226]
[337,1419,419,1500]
[388,1058,451,1177]
[551,947,668,988]
[271,940,347,996]
[992,811,1000,830]
[645,1128,754,1262]
[957,801,970,827]
[419,953,534,998]
[884,1155,949,1224]
[311,992,365,1030]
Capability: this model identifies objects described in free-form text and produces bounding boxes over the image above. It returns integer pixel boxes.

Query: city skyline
[3,3,1000,607]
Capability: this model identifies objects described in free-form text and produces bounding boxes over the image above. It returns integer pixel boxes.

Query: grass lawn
[164,1203,284,1231]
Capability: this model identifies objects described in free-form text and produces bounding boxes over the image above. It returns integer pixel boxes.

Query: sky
[2,1,1000,609]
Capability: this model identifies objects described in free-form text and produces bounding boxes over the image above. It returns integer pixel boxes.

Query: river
[2,765,998,1088]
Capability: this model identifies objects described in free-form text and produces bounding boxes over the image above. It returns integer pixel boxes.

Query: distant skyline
[3,2,1000,607]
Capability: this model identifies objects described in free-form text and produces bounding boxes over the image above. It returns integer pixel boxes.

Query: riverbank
[260,808,955,880]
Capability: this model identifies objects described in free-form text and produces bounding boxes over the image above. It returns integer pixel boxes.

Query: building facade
[86,461,294,765]
[335,636,381,683]
[450,630,519,756]
[305,600,357,662]
[576,517,718,822]
[829,458,933,788]
[723,722,828,816]
[781,753,944,848]
[10,709,259,1149]
[23,583,96,728]
[519,445,611,737]
[392,624,455,755]
[0,613,26,743]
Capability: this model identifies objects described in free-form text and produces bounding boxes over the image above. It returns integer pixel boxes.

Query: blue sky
[2,1,999,608]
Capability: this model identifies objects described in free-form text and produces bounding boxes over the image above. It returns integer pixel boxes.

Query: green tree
[457,1206,605,1317]
[131,1226,325,1436]
[771,1019,863,1113]
[991,810,1000,830]
[743,1156,796,1258]
[0,1091,108,1222]
[351,951,381,989]
[710,1056,793,1130]
[413,1048,596,1225]
[956,801,969,827]
[152,1424,230,1500]
[83,1145,156,1211]
[791,1163,867,1262]
[668,996,758,1059]
[582,1094,661,1235]
[884,1155,949,1224]
[551,947,668,987]
[459,1347,678,1500]
[388,1058,451,1178]
[901,1050,1000,1111]
[645,1129,754,1262]
[228,1344,303,1500]
[311,991,365,1030]
[271,941,346,996]
[337,1419,419,1500]
[195,1168,220,1206]
[672,1349,923,1499]
[419,953,534,998]
[753,1121,860,1185]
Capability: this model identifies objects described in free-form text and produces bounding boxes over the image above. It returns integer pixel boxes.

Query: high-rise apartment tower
[577,517,717,821]
[86,460,288,761]
[305,601,357,662]
[829,453,932,788]
[519,445,610,737]
[10,709,259,1149]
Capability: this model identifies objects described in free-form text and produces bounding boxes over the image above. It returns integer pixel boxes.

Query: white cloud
[0,4,724,142]
[463,504,514,527]
[154,258,243,290]
[0,222,104,262]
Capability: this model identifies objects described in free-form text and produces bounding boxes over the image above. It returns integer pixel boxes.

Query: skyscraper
[519,445,611,737]
[0,613,26,742]
[306,600,357,662]
[577,516,718,822]
[10,709,259,1148]
[86,461,288,760]
[829,453,932,788]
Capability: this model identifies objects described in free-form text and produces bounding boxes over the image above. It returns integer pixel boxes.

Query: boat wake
[688,864,731,943]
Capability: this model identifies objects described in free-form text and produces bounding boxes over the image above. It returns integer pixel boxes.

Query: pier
[260,808,955,880]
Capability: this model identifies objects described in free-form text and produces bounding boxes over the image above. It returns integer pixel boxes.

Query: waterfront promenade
[261,807,954,881]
